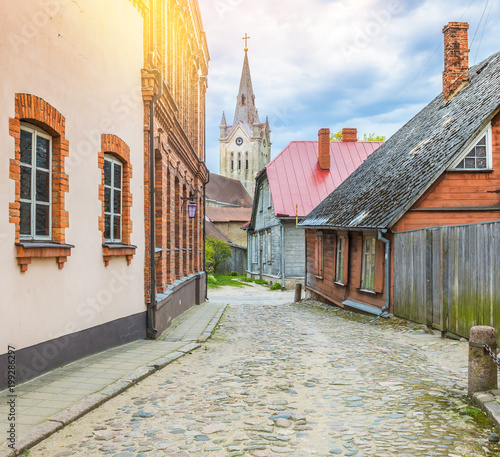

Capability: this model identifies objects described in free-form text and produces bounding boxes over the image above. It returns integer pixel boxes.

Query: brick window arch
[98,134,136,266]
[9,94,73,272]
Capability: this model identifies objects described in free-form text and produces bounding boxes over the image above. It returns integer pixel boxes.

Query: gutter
[371,229,391,322]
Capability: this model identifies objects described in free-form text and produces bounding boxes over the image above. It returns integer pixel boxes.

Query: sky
[197,0,499,174]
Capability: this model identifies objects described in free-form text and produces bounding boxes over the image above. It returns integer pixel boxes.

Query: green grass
[207,274,253,289]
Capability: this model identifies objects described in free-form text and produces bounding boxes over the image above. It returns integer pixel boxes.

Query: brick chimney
[442,22,469,102]
[342,128,357,142]
[318,128,330,170]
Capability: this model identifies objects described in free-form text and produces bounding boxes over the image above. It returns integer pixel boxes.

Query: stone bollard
[468,325,498,397]
[294,283,302,302]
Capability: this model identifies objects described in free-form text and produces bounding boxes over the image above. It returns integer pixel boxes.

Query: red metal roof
[266,141,382,217]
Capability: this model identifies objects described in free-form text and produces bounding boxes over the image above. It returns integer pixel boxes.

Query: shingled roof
[300,51,500,230]
[206,173,253,208]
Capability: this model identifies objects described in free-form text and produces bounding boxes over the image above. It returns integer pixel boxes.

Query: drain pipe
[146,0,162,337]
[280,221,285,289]
[204,170,210,301]
[371,229,390,323]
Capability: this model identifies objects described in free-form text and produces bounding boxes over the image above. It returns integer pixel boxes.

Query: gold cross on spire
[242,33,250,51]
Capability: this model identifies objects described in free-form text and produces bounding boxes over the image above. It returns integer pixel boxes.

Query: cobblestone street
[30,300,499,457]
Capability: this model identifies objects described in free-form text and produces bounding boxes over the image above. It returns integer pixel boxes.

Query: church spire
[233,44,258,129]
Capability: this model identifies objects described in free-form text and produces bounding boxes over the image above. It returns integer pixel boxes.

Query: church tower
[219,37,271,197]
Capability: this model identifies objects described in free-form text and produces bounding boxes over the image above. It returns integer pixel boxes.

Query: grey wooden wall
[394,220,500,340]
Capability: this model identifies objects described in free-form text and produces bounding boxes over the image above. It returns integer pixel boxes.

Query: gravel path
[29,299,499,457]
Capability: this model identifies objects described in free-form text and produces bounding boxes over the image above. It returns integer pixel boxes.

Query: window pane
[114,163,122,188]
[104,160,112,186]
[36,136,50,169]
[35,204,50,236]
[20,202,31,235]
[477,136,486,146]
[114,190,121,215]
[36,170,50,203]
[477,158,487,168]
[104,187,111,213]
[21,166,32,200]
[475,145,486,157]
[464,158,475,168]
[114,215,121,241]
[20,130,33,165]
[104,214,111,240]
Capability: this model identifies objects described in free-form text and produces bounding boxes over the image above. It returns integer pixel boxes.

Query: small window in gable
[453,125,491,170]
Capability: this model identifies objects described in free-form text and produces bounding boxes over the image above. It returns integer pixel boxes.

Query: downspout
[371,229,390,322]
[280,221,285,289]
[204,170,210,300]
[147,0,162,337]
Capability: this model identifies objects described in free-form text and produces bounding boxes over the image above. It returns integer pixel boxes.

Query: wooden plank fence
[394,220,500,340]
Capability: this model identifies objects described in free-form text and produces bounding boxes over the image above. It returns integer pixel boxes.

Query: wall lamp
[181,193,197,218]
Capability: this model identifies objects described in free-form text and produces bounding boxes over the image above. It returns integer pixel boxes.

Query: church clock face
[235,137,243,146]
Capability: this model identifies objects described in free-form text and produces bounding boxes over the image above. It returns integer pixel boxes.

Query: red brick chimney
[342,128,357,142]
[318,128,330,170]
[442,22,469,102]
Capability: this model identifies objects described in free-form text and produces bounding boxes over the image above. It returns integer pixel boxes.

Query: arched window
[231,153,234,171]
[245,152,249,170]
[238,152,241,171]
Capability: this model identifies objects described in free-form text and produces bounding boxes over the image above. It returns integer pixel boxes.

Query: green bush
[255,279,268,285]
[242,277,255,282]
[230,271,238,276]
[270,282,282,291]
[205,235,232,274]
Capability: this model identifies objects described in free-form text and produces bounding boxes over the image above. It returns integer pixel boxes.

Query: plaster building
[0,0,209,389]
[219,44,271,197]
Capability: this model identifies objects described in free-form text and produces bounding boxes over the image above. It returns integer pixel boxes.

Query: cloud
[200,0,500,173]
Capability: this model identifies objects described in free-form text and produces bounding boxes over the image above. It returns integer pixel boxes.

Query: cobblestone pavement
[30,300,499,457]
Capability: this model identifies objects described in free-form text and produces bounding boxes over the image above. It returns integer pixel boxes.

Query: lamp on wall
[181,193,197,218]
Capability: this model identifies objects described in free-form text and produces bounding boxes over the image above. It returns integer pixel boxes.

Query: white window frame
[361,236,376,291]
[335,236,345,283]
[104,155,123,243]
[451,123,492,170]
[19,123,52,241]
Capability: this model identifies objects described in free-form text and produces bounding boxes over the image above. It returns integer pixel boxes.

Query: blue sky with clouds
[198,0,499,174]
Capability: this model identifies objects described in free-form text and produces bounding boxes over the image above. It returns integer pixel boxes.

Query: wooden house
[300,22,500,317]
[246,129,381,288]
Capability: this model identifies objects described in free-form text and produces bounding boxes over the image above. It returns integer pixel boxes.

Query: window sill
[315,275,324,280]
[358,288,377,295]
[102,243,137,267]
[448,168,493,173]
[16,241,75,272]
[334,281,346,287]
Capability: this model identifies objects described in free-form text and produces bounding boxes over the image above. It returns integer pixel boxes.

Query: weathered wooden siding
[393,112,500,232]
[394,220,500,340]
[305,229,386,309]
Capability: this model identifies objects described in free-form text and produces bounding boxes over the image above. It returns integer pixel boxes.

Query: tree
[330,130,343,141]
[205,235,232,274]
[362,133,386,142]
[330,131,386,142]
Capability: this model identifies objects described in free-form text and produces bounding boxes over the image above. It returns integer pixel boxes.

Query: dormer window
[452,125,492,170]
